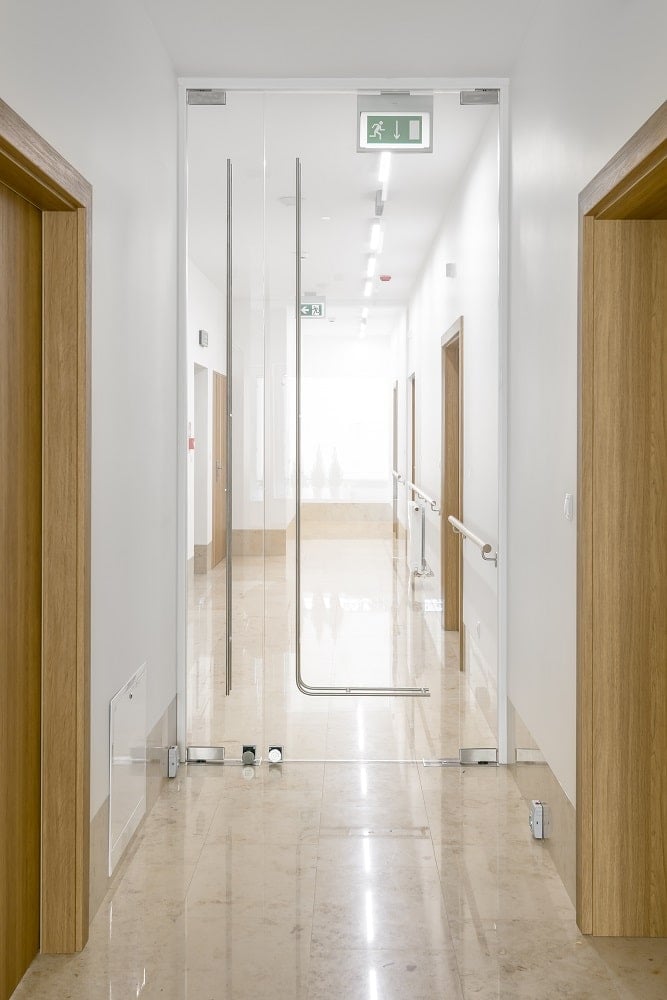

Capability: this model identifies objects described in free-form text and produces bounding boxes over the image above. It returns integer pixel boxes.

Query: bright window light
[366,256,376,279]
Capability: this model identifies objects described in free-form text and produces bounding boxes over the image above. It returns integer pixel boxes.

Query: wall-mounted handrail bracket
[393,469,441,513]
[448,515,498,567]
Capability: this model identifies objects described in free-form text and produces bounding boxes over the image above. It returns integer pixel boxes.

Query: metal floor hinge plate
[423,748,498,767]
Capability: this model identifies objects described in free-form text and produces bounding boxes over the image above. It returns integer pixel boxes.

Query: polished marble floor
[14,761,667,999]
[14,537,667,998]
[187,536,496,762]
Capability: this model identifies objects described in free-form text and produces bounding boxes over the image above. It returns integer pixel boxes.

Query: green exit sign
[367,115,422,145]
[359,110,431,151]
[300,301,325,318]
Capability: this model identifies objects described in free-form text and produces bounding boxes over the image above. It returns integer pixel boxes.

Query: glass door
[184,88,501,766]
[185,92,268,761]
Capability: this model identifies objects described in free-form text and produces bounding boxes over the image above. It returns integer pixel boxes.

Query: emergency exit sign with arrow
[366,115,423,145]
[300,301,326,318]
[359,110,431,151]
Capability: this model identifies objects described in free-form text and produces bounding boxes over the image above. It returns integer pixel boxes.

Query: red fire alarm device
[188,437,195,451]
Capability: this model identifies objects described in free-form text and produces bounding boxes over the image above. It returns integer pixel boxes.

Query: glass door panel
[185,88,500,766]
[185,93,267,759]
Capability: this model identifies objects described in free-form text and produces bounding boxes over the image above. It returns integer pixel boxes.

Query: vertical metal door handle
[225,159,233,696]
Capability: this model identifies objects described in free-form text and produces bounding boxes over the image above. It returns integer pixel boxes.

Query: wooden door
[577,101,667,937]
[584,220,667,935]
[1,95,91,967]
[442,321,463,635]
[212,372,227,567]
[0,181,42,998]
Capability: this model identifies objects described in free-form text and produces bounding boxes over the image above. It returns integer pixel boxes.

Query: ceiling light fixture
[370,223,381,251]
[378,151,391,185]
[366,256,377,279]
[363,280,372,298]
[361,307,369,320]
[378,151,391,201]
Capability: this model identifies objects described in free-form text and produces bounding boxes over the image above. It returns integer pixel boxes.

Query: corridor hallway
[13,540,667,999]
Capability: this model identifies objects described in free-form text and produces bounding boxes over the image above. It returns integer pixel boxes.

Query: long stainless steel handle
[226,158,233,695]
[448,515,497,566]
[295,160,429,699]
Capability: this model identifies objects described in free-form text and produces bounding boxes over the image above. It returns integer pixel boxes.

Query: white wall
[508,0,667,804]
[0,0,178,818]
[406,115,499,681]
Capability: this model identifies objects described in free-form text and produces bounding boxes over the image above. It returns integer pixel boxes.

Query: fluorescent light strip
[363,280,372,298]
[370,223,381,251]
[378,151,391,201]
[378,151,391,185]
[366,256,376,279]
[361,307,369,320]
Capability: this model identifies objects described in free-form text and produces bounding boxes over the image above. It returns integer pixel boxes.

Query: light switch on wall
[563,493,574,521]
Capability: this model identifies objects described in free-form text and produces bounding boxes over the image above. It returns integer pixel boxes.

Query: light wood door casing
[442,324,462,633]
[588,220,667,935]
[212,372,227,567]
[392,382,398,537]
[1,96,91,962]
[409,374,416,496]
[0,182,42,998]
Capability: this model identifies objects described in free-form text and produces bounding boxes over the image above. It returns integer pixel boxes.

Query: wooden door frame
[577,101,667,935]
[392,381,398,538]
[408,372,416,497]
[0,100,91,953]
[441,318,464,665]
[212,371,227,567]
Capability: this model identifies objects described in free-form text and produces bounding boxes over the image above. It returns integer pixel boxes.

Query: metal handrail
[392,470,440,514]
[448,515,498,567]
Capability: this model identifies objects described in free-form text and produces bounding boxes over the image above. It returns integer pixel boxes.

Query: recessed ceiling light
[366,256,377,279]
[361,307,369,320]
[363,280,372,298]
[370,223,381,252]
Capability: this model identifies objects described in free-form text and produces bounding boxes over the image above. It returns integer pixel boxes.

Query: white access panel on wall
[109,663,147,875]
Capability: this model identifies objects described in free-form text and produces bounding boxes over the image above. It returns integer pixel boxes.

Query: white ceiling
[142,0,538,79]
[187,90,497,339]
